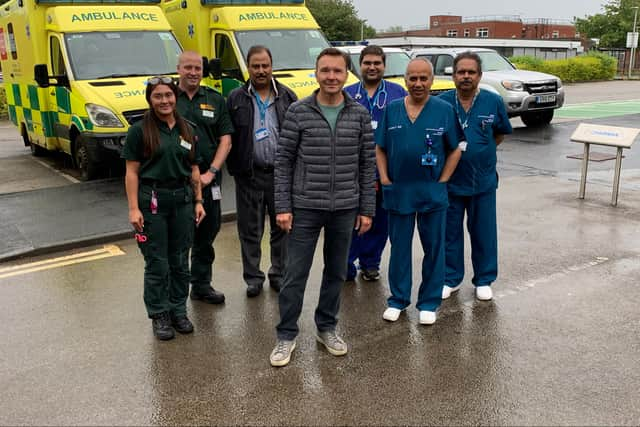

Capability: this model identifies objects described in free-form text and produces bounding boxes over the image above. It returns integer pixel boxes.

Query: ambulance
[162,0,357,98]
[0,0,183,180]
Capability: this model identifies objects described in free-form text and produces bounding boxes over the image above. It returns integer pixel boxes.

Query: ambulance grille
[123,109,147,125]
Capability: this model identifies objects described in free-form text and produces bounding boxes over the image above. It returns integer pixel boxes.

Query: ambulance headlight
[85,104,124,128]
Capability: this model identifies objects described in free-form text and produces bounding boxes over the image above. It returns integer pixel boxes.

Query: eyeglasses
[147,76,174,85]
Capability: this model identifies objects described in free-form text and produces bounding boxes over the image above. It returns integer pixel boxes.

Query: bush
[509,53,618,82]
[0,87,6,120]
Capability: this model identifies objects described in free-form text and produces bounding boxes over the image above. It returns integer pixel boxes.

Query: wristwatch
[194,199,204,204]
[209,166,219,175]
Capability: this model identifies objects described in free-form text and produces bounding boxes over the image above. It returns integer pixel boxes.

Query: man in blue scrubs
[439,51,513,301]
[345,45,407,282]
[376,58,464,325]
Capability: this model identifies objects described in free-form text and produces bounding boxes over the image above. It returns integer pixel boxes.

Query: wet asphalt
[1,96,640,424]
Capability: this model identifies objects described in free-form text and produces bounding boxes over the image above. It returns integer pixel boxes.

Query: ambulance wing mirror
[34,64,50,88]
[443,66,453,76]
[203,57,222,80]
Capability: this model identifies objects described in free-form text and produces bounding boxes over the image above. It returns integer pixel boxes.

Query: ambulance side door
[46,33,72,154]
[212,31,244,96]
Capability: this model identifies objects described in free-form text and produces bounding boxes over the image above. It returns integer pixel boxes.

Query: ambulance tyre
[520,110,554,127]
[23,126,46,157]
[74,136,100,181]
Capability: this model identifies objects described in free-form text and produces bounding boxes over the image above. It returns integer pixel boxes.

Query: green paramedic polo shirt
[122,120,198,181]
[176,86,234,174]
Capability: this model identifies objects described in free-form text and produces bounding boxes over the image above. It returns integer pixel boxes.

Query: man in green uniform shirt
[176,51,234,305]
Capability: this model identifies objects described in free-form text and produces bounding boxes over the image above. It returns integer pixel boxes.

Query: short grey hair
[405,57,434,78]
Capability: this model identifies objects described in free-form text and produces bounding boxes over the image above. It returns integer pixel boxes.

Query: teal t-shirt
[318,102,345,133]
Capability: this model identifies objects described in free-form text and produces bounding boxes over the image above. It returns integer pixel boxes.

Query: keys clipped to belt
[151,190,158,215]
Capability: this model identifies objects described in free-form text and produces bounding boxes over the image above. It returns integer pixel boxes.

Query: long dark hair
[141,78,194,161]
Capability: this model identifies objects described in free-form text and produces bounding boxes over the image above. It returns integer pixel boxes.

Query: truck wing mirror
[34,64,50,88]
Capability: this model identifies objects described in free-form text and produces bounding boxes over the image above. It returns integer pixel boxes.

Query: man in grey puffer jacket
[269,48,376,367]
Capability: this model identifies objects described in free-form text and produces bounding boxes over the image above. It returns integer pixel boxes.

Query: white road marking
[32,159,80,184]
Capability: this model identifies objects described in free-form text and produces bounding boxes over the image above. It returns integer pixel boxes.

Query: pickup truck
[411,47,564,127]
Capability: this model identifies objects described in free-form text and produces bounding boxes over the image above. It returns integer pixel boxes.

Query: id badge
[255,127,269,142]
[202,110,214,118]
[180,138,192,150]
[371,120,378,130]
[421,154,438,167]
[211,185,222,201]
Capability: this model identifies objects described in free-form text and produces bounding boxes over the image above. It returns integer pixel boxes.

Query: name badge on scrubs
[421,154,438,167]
[211,185,222,201]
[371,120,378,130]
[180,138,192,150]
[255,127,269,142]
[202,110,214,118]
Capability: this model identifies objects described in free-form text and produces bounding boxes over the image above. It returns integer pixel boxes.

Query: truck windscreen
[235,30,330,71]
[476,51,516,72]
[65,31,182,80]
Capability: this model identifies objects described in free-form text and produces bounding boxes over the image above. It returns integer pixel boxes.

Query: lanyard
[454,91,478,130]
[254,90,272,127]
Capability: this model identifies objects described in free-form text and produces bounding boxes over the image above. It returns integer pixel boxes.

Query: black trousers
[234,167,287,288]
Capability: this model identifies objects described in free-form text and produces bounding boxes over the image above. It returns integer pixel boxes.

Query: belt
[253,165,274,173]
[141,178,189,189]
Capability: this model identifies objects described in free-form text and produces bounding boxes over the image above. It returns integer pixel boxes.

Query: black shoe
[246,283,263,298]
[190,287,226,304]
[151,312,175,341]
[361,268,381,281]
[171,314,194,334]
[269,280,281,292]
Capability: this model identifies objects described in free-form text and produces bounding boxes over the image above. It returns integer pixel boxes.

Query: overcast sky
[350,0,606,31]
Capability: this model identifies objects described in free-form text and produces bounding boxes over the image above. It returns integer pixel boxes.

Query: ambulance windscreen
[65,31,182,80]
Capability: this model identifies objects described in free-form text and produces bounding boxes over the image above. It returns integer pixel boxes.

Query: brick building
[382,15,577,40]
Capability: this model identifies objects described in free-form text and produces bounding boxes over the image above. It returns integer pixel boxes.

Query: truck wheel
[23,127,47,157]
[521,110,554,127]
[74,136,100,181]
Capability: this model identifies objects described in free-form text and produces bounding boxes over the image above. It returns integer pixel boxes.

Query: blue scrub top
[376,96,464,215]
[345,80,407,139]
[440,89,512,196]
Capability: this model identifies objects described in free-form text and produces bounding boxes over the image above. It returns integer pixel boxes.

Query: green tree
[386,25,404,33]
[575,0,640,47]
[307,0,376,41]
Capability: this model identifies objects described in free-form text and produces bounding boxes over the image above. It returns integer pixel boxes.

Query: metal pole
[579,142,590,199]
[629,7,639,79]
[611,147,624,206]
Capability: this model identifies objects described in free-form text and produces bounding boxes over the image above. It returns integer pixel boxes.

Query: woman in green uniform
[123,76,206,341]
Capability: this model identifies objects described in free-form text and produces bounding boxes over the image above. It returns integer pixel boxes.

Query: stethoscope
[354,80,388,113]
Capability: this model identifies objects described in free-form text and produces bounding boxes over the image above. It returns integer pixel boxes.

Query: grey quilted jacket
[274,90,376,216]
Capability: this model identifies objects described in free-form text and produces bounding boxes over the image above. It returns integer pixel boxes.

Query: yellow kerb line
[0,245,125,279]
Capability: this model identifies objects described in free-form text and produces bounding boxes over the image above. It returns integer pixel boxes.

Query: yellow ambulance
[0,0,183,180]
[162,0,357,98]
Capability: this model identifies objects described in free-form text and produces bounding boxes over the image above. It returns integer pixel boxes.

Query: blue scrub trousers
[445,190,498,288]
[347,189,388,278]
[387,209,446,311]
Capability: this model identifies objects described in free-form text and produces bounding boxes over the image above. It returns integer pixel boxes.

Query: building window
[463,29,470,37]
[447,29,457,37]
[476,28,489,38]
[552,30,559,38]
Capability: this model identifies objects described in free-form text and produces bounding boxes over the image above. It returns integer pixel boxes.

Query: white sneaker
[270,339,296,367]
[442,284,462,299]
[382,307,402,322]
[475,286,493,301]
[419,310,437,325]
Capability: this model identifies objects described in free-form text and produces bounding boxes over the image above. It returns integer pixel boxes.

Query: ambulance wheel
[521,110,554,127]
[23,127,46,157]
[74,136,100,181]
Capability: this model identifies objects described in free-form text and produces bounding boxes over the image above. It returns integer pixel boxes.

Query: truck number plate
[536,94,556,104]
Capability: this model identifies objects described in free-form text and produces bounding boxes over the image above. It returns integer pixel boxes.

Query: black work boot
[171,314,194,334]
[190,287,226,304]
[151,312,175,341]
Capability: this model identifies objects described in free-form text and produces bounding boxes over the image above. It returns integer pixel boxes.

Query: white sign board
[571,123,640,148]
[627,32,639,48]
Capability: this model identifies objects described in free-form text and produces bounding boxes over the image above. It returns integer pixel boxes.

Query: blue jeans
[445,190,498,287]
[387,209,446,312]
[276,208,357,340]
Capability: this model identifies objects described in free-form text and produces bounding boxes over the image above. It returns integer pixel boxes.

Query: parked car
[338,45,455,95]
[411,47,564,127]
